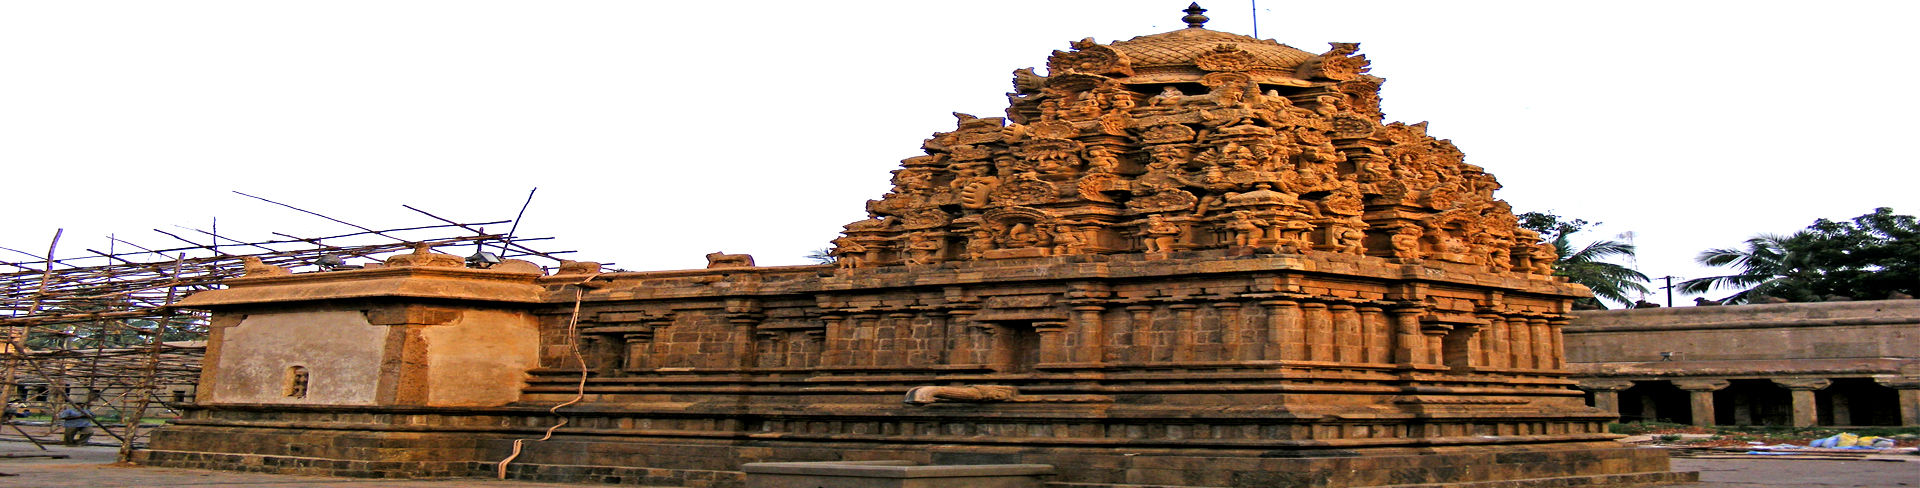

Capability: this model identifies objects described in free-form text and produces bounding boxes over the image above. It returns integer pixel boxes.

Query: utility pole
[1656,276,1677,307]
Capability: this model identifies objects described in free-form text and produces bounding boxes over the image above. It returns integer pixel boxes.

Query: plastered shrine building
[143,6,1693,488]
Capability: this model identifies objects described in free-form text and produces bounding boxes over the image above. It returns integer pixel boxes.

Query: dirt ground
[0,440,1914,487]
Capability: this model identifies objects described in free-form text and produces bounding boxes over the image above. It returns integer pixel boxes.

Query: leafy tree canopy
[1517,211,1649,309]
[1680,207,1916,303]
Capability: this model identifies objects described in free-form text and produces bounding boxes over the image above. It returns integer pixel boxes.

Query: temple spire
[1182,3,1209,29]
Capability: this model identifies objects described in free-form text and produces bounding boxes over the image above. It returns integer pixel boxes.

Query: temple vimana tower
[144,5,1692,487]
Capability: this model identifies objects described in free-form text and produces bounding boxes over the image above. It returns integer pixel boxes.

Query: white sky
[4,1,1915,306]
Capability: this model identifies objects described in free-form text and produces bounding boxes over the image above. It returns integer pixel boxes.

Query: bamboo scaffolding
[1,199,569,450]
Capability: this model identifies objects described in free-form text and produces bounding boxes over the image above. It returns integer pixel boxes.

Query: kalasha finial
[1182,3,1209,28]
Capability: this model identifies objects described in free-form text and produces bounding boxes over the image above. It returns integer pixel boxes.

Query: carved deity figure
[1139,145,1189,190]
[1330,224,1367,254]
[1272,219,1315,253]
[1148,86,1184,109]
[1072,91,1103,120]
[1108,91,1137,112]
[1226,210,1265,247]
[1049,224,1085,255]
[830,236,867,269]
[1001,222,1044,249]
[1436,233,1476,264]
[1141,214,1181,253]
[1084,146,1119,174]
[1390,226,1424,260]
[895,170,934,195]
[966,229,996,259]
[903,385,1020,405]
[1529,242,1558,275]
[1484,235,1514,273]
[905,234,944,265]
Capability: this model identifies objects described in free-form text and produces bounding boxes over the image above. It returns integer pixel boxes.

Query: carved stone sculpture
[239,256,291,277]
[704,252,755,269]
[903,385,1020,405]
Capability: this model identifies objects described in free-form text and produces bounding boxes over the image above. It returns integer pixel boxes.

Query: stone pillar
[1507,317,1532,369]
[850,314,880,366]
[919,311,949,366]
[1476,314,1506,368]
[1873,377,1920,426]
[1034,321,1070,365]
[1225,302,1260,361]
[1546,318,1571,369]
[1169,304,1199,362]
[1302,302,1333,362]
[945,311,977,365]
[821,315,849,366]
[800,330,825,368]
[1773,378,1832,427]
[982,325,1012,372]
[1388,307,1426,366]
[1330,304,1361,363]
[1529,318,1552,370]
[193,314,242,403]
[1671,379,1731,427]
[1358,307,1388,364]
[1262,300,1302,361]
[1577,380,1636,417]
[755,331,785,368]
[1124,305,1154,363]
[1214,302,1245,361]
[1071,305,1107,364]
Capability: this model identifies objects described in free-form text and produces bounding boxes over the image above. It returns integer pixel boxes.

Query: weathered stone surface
[146,6,1688,487]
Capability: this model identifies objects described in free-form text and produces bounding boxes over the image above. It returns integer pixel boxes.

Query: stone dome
[1107,28,1320,86]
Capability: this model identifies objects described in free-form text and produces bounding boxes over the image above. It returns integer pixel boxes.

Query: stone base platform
[139,410,1695,488]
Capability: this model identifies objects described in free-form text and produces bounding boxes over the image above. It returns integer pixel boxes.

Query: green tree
[1518,211,1651,308]
[1803,207,1919,299]
[1680,208,1916,303]
[1677,232,1822,304]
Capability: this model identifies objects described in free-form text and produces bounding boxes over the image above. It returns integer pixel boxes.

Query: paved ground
[1656,457,1919,488]
[0,440,1914,487]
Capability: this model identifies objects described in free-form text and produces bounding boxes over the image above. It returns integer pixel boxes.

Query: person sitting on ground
[56,403,95,446]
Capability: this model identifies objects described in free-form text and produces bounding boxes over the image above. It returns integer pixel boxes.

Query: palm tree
[1677,232,1820,304]
[1548,231,1651,308]
[1518,211,1651,309]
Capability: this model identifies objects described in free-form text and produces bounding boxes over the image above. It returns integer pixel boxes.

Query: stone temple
[141,5,1694,487]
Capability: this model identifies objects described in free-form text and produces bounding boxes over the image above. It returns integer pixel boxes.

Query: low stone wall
[1567,300,1920,364]
[1565,300,1920,426]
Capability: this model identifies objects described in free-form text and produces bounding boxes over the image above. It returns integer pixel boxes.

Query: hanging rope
[495,277,596,479]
